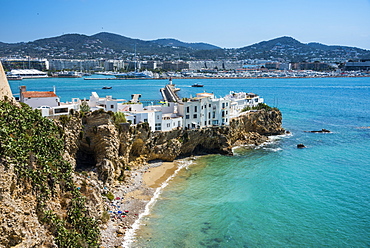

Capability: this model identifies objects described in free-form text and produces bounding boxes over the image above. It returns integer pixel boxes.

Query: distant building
[290,62,332,71]
[9,69,48,79]
[1,58,49,71]
[344,61,370,71]
[162,61,189,71]
[104,60,126,71]
[49,59,101,71]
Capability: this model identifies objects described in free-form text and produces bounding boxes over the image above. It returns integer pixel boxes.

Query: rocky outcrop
[0,62,16,103]
[0,101,283,246]
[62,109,284,184]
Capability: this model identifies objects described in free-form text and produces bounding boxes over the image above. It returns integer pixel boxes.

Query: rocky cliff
[0,103,283,247]
[64,109,284,184]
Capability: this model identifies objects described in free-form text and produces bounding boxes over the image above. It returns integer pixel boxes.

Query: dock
[160,79,181,102]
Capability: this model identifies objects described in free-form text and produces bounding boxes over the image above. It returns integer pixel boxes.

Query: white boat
[115,71,153,78]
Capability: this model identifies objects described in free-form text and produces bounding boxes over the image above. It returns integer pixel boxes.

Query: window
[186,115,190,119]
[167,123,170,127]
[222,103,225,108]
[209,104,211,108]
[155,123,161,131]
[110,105,114,109]
[193,114,197,119]
[186,106,190,113]
[222,111,225,117]
[204,121,207,126]
[144,119,148,122]
[208,112,211,118]
[194,106,197,112]
[212,112,215,118]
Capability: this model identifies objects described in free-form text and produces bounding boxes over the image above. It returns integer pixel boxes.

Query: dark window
[193,114,197,119]
[194,106,197,112]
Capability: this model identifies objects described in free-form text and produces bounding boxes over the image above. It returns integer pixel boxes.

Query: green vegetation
[241,103,278,112]
[102,191,115,201]
[113,111,126,124]
[0,101,100,247]
[80,100,90,113]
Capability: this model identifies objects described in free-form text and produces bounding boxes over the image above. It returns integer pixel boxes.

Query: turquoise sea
[9,76,370,247]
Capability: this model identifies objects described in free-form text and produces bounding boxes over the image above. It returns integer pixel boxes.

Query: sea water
[9,76,370,247]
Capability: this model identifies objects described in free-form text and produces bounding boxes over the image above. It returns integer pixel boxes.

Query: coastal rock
[62,109,284,184]
[0,105,283,247]
[304,128,331,133]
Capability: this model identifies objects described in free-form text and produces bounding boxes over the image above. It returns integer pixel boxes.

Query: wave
[122,159,194,247]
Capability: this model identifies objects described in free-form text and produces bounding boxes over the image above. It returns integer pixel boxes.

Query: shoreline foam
[121,159,193,247]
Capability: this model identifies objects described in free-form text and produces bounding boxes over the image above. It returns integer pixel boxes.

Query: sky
[1,0,370,50]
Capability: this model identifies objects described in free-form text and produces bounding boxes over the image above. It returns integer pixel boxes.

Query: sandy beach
[100,160,181,248]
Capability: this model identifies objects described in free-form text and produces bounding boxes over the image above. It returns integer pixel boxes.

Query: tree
[80,100,90,112]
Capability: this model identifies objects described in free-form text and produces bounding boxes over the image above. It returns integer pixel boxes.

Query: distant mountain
[0,32,220,59]
[236,36,370,61]
[151,38,220,50]
[0,33,369,61]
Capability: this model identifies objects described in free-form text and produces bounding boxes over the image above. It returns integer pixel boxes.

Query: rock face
[63,109,284,184]
[0,61,17,104]
[0,106,283,246]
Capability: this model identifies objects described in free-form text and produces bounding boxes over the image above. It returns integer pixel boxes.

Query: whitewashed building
[225,91,264,118]
[178,92,230,129]
[19,86,79,117]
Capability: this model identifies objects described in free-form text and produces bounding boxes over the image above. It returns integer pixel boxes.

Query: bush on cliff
[241,103,278,112]
[0,100,100,247]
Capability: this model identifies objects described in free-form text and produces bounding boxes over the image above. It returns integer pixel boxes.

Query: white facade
[178,92,230,129]
[89,92,126,112]
[225,92,264,117]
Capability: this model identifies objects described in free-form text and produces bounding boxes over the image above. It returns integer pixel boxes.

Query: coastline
[100,159,192,248]
[84,75,370,80]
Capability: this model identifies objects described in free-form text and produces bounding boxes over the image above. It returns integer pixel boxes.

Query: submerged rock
[305,128,331,133]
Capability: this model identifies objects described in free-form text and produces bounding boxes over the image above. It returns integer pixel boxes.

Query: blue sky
[1,0,370,49]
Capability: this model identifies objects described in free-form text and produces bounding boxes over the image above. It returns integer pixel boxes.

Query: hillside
[0,32,369,61]
[236,36,370,61]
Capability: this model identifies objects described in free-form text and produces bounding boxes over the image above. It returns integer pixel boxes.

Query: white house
[178,92,231,129]
[225,91,264,118]
[89,92,126,112]
[20,86,59,109]
[19,86,80,117]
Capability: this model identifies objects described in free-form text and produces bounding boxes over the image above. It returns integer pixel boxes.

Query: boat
[102,86,112,89]
[6,75,23,81]
[54,71,82,78]
[191,83,204,87]
[115,71,153,78]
